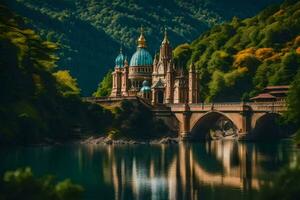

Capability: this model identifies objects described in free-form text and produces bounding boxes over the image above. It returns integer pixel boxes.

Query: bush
[0,167,84,200]
[260,165,300,200]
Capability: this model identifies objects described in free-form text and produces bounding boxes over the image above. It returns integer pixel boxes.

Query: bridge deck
[83,97,287,113]
[169,101,287,113]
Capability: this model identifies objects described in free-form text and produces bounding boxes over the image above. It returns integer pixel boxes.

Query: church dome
[140,80,151,93]
[130,48,153,67]
[115,50,125,68]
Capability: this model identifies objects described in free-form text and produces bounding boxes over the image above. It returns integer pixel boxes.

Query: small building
[250,85,289,102]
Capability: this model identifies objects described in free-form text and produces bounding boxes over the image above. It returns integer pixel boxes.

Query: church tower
[163,29,174,104]
[111,48,124,97]
[121,57,129,96]
[160,28,172,60]
[188,63,199,103]
[152,28,174,104]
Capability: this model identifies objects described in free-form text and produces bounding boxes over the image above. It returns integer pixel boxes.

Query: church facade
[110,28,200,105]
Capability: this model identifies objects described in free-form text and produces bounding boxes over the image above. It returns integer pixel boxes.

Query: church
[110,27,200,105]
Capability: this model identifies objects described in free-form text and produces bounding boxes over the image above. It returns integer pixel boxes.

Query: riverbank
[2,136,180,147]
[80,136,179,145]
[2,133,297,147]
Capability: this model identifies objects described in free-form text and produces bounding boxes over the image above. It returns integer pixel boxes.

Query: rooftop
[264,85,290,90]
[250,93,276,100]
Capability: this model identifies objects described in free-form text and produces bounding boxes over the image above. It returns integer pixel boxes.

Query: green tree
[260,165,300,200]
[93,69,112,97]
[53,70,80,97]
[285,70,300,140]
[173,43,192,67]
[0,167,84,200]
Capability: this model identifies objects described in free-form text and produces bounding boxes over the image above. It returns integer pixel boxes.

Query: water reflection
[0,141,299,200]
[85,141,299,200]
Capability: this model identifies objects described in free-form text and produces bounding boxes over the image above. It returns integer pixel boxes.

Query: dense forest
[0,5,114,144]
[173,0,300,102]
[3,0,282,95]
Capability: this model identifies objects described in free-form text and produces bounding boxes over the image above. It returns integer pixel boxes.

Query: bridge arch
[190,111,241,140]
[251,112,289,139]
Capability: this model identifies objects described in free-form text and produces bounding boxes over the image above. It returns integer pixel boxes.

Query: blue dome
[140,80,151,93]
[130,48,153,67]
[115,52,125,68]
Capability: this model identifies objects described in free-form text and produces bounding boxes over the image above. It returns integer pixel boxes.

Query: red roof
[264,85,289,90]
[250,93,276,100]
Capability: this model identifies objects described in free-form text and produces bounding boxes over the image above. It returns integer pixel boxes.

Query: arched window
[157,90,164,104]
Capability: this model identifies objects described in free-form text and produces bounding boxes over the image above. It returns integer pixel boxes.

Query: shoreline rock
[80,136,179,145]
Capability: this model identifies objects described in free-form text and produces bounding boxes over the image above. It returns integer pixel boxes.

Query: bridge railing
[169,102,245,112]
[246,101,287,112]
[169,101,287,113]
[83,96,139,103]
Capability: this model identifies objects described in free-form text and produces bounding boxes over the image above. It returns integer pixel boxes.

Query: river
[0,139,299,200]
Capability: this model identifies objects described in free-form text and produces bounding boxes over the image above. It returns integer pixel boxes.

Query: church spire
[137,26,146,48]
[159,26,172,60]
[162,27,169,45]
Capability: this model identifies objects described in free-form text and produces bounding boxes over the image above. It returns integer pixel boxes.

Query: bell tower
[111,47,124,97]
[121,56,129,96]
[159,27,172,60]
[188,63,199,103]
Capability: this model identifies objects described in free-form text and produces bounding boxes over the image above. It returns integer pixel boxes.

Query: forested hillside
[3,0,282,95]
[174,0,300,102]
[0,5,113,144]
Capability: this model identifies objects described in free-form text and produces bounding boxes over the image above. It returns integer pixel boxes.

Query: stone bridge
[153,101,287,139]
[84,97,288,139]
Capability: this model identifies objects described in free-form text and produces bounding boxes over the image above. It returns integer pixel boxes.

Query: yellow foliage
[294,35,300,46]
[237,47,256,55]
[234,52,254,67]
[53,70,80,96]
[32,74,44,94]
[296,47,300,55]
[273,9,284,17]
[42,41,58,50]
[238,67,249,74]
[281,47,291,53]
[255,48,274,60]
[265,53,282,62]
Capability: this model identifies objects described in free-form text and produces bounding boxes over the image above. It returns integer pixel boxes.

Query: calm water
[1,140,300,200]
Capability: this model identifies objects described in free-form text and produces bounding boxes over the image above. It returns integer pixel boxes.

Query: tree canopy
[173,0,300,102]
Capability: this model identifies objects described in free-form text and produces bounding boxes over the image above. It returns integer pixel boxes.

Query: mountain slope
[4,0,283,95]
[174,0,300,102]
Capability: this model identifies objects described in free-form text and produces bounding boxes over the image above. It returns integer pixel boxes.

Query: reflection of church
[110,28,200,105]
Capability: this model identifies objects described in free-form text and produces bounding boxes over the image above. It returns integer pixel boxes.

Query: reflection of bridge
[95,141,286,200]
[84,97,287,139]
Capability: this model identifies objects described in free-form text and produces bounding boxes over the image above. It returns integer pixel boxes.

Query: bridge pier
[179,104,192,140]
[239,111,251,135]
